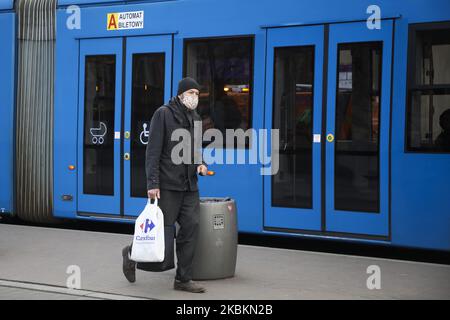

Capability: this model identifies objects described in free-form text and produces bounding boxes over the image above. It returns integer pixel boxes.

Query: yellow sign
[107,13,118,30]
[107,11,144,31]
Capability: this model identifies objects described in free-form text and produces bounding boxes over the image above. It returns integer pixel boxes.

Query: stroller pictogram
[90,122,107,145]
[140,123,149,145]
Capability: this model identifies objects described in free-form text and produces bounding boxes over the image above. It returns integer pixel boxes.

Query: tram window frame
[182,35,255,149]
[333,41,383,213]
[271,45,315,209]
[406,21,450,153]
[83,54,116,196]
[130,52,166,198]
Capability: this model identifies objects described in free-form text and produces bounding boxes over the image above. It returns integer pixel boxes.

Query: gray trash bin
[192,197,237,280]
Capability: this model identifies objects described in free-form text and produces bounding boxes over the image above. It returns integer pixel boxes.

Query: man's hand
[148,188,160,199]
[197,164,208,176]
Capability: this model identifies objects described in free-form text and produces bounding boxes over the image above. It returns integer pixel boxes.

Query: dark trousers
[133,189,200,283]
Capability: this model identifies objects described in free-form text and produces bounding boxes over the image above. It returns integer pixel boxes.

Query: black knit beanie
[177,77,201,95]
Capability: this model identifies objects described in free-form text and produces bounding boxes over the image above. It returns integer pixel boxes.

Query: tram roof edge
[57,0,176,7]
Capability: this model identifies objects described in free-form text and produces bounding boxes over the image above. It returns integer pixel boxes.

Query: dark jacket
[145,96,204,191]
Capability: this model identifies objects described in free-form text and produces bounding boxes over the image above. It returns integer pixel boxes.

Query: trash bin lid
[200,197,232,203]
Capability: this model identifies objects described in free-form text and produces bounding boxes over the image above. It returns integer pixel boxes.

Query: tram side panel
[51,0,450,251]
[53,8,79,219]
[390,12,450,252]
[0,10,15,216]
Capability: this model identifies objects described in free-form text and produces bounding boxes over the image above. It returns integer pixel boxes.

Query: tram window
[334,42,382,213]
[184,37,253,148]
[272,46,314,209]
[83,55,116,195]
[130,53,165,198]
[407,24,450,152]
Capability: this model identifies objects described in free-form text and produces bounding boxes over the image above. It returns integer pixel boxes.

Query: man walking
[122,77,208,293]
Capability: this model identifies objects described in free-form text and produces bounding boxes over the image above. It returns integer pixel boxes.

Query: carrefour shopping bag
[130,198,165,262]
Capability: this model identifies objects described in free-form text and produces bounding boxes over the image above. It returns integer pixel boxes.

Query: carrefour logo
[140,219,155,234]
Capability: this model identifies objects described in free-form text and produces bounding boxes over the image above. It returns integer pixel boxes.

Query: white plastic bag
[130,198,165,262]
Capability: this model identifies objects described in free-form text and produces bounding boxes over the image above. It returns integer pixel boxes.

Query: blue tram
[0,0,449,251]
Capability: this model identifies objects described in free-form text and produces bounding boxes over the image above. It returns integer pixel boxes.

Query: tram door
[123,36,172,216]
[77,36,172,216]
[263,26,325,231]
[78,38,123,215]
[264,21,392,237]
[324,21,392,236]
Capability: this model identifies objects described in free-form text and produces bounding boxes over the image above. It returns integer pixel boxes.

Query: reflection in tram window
[83,55,116,195]
[407,26,450,152]
[410,94,450,152]
[272,46,314,209]
[335,43,382,213]
[184,37,253,147]
[130,53,165,198]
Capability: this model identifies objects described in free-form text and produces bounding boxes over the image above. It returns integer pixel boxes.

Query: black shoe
[174,280,206,293]
[122,246,136,283]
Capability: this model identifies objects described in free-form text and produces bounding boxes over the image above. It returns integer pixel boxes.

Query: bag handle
[148,197,158,207]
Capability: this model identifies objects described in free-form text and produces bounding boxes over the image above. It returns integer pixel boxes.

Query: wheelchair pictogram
[90,122,107,145]
[140,122,149,145]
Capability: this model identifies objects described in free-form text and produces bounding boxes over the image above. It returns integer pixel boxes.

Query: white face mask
[181,93,199,110]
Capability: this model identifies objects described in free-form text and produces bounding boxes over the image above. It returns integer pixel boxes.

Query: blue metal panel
[0,12,15,215]
[0,0,13,11]
[55,0,450,36]
[263,26,324,231]
[53,10,79,219]
[390,19,450,251]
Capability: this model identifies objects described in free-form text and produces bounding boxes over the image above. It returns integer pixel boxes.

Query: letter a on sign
[107,13,118,30]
